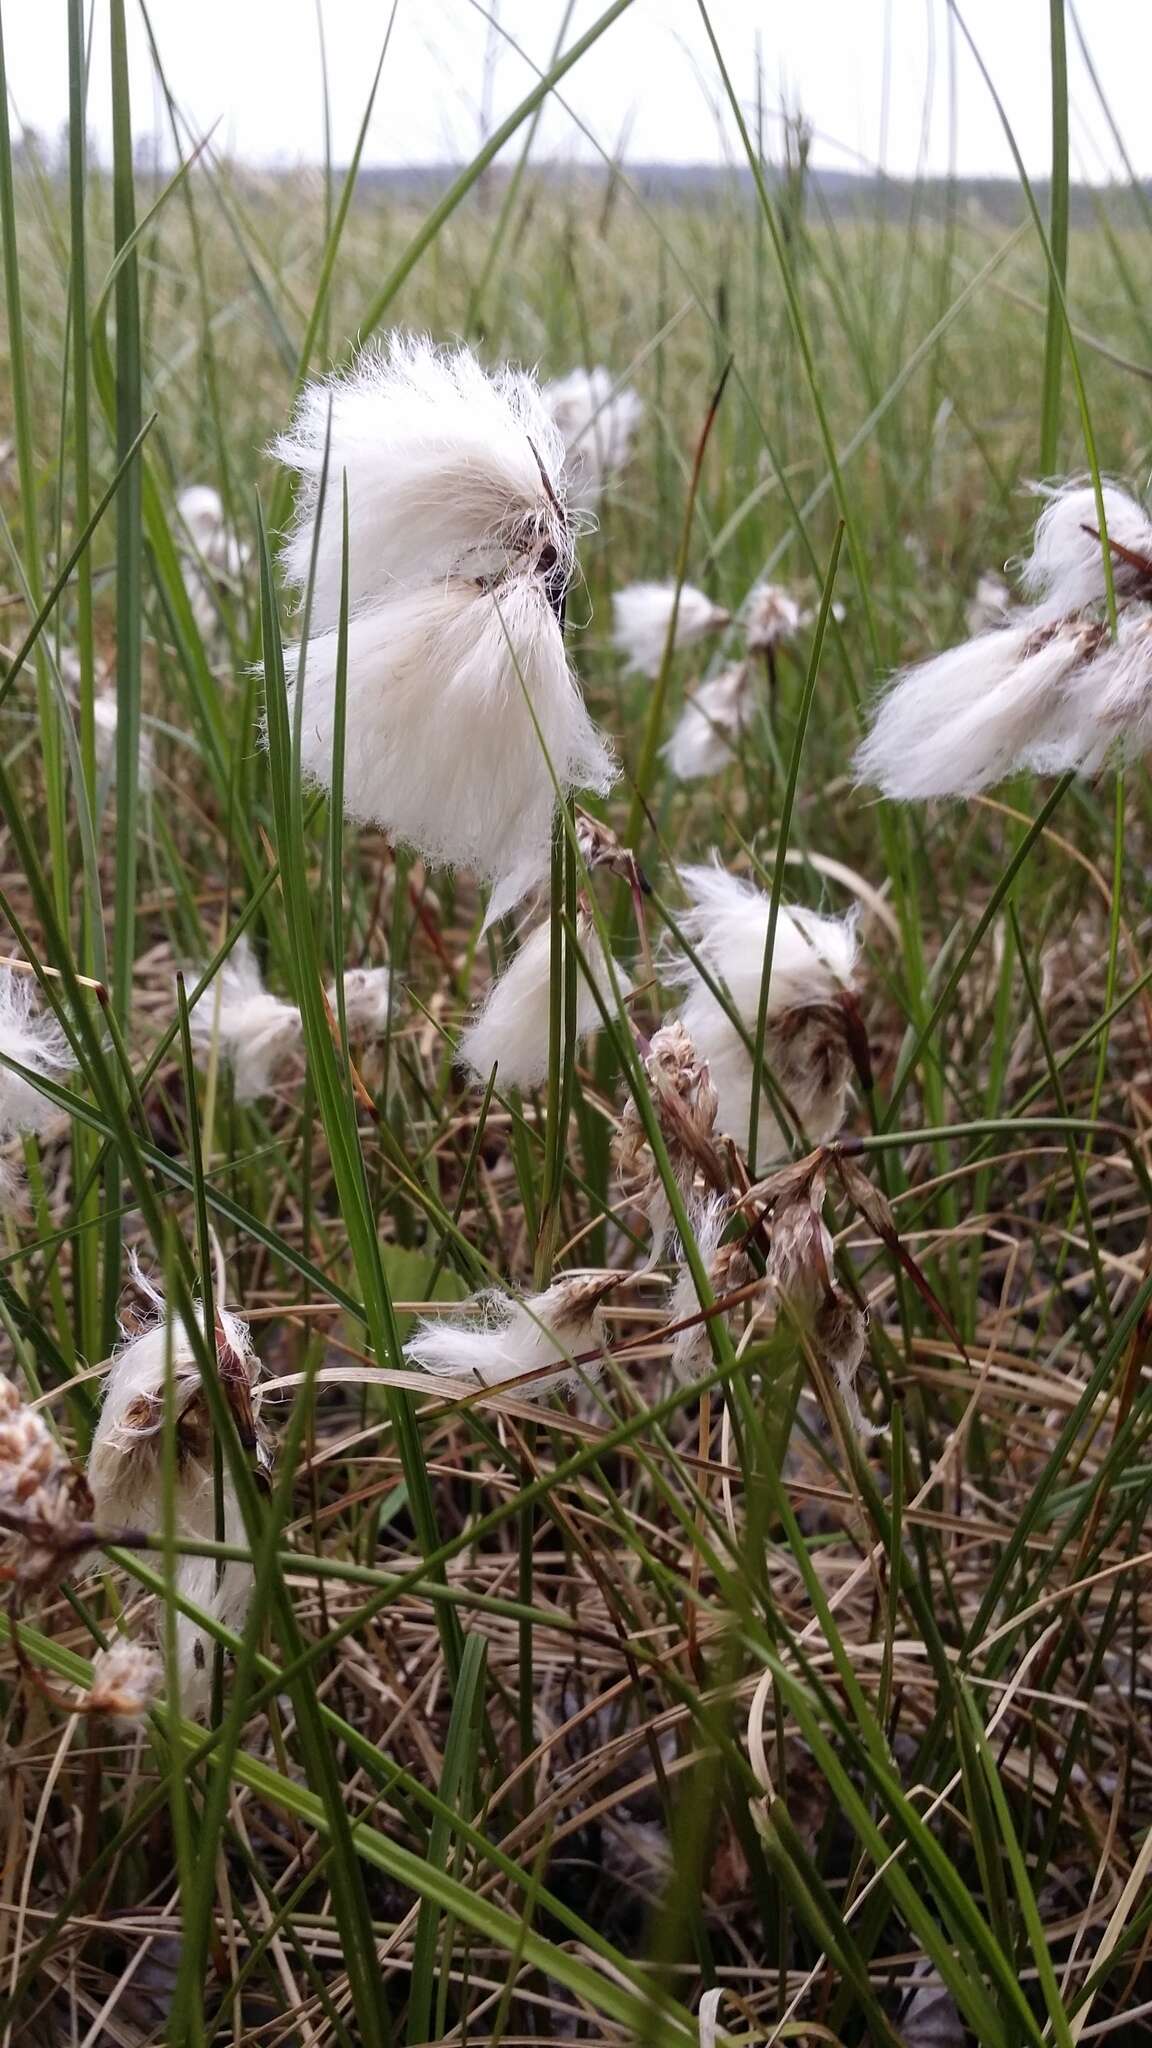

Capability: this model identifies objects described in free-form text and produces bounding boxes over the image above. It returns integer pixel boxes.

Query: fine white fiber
[187,937,303,1103]
[742,581,806,653]
[854,614,1106,799]
[406,1272,614,1401]
[1020,481,1152,621]
[87,1279,263,1716]
[964,571,1011,636]
[272,333,615,909]
[457,908,631,1090]
[612,581,730,678]
[177,484,250,637]
[543,365,642,514]
[672,861,859,1166]
[667,1195,755,1385]
[662,664,756,781]
[0,968,75,1141]
[330,965,393,1037]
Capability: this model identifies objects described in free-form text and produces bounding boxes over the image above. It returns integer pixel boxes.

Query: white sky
[6,1,1150,184]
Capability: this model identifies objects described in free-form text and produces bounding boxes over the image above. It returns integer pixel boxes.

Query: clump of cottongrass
[742,581,807,653]
[857,480,1152,798]
[87,1268,267,1715]
[964,570,1011,636]
[332,965,392,1036]
[177,484,250,638]
[458,907,631,1089]
[187,938,303,1104]
[671,861,860,1168]
[666,1195,757,1384]
[0,1372,93,1589]
[406,1271,617,1401]
[612,582,730,678]
[83,1635,164,1723]
[616,1020,725,1260]
[662,663,757,781]
[0,968,76,1211]
[543,365,642,515]
[272,334,615,918]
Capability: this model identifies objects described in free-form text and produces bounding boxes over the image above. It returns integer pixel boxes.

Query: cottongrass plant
[273,332,615,921]
[176,483,251,637]
[858,480,1152,796]
[0,966,75,1211]
[0,1372,92,1588]
[543,364,642,514]
[86,1267,268,1714]
[406,1270,617,1399]
[612,579,730,676]
[187,940,394,1100]
[457,905,631,1088]
[672,860,860,1165]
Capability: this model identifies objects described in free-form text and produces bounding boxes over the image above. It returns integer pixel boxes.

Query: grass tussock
[3,10,1152,2046]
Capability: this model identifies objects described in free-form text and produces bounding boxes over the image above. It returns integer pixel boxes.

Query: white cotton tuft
[187,937,302,1103]
[612,582,730,678]
[0,969,75,1140]
[282,577,613,898]
[853,614,1106,799]
[666,1195,753,1386]
[271,333,614,911]
[406,1273,613,1400]
[1021,481,1152,620]
[457,908,631,1090]
[177,485,250,638]
[543,365,642,515]
[87,1285,263,1716]
[672,861,859,1167]
[331,966,393,1037]
[662,664,755,781]
[964,571,1011,636]
[742,582,806,652]
[1062,602,1152,772]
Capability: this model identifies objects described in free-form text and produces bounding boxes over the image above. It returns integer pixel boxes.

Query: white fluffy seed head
[612,582,731,678]
[543,365,642,515]
[87,1282,262,1717]
[457,908,631,1090]
[742,582,806,652]
[0,1372,93,1586]
[662,664,754,781]
[0,969,75,1140]
[667,1196,755,1385]
[1021,481,1152,620]
[672,861,859,1167]
[854,613,1107,799]
[186,937,303,1103]
[964,571,1011,636]
[271,334,615,912]
[86,1636,164,1722]
[406,1273,613,1401]
[331,966,393,1038]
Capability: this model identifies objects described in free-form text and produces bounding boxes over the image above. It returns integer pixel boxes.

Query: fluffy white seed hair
[855,614,1104,799]
[742,581,806,652]
[0,968,75,1139]
[672,861,859,1165]
[612,582,730,678]
[187,937,302,1103]
[457,908,631,1090]
[177,485,250,638]
[1062,603,1152,774]
[406,1274,611,1401]
[271,333,614,908]
[1021,481,1152,621]
[87,1280,260,1716]
[543,365,643,515]
[331,966,393,1037]
[662,664,755,781]
[964,571,1011,636]
[667,1196,731,1386]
